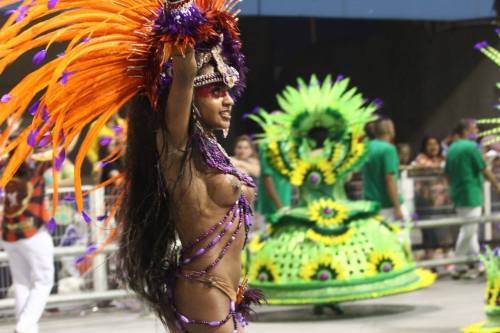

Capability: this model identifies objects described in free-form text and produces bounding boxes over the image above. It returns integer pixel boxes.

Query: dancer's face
[194,68,234,130]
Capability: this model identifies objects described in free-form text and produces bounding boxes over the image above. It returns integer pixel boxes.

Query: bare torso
[158,133,255,332]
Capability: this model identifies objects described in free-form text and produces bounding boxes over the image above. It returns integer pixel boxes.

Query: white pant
[380,205,411,224]
[454,207,482,271]
[2,228,54,333]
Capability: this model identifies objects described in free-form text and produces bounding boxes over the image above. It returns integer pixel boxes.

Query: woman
[119,45,259,332]
[0,0,259,332]
[232,135,260,178]
[414,136,445,168]
[413,136,450,261]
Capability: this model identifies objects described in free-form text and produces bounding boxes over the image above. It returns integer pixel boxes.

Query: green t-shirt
[362,139,400,209]
[256,146,292,218]
[445,139,486,208]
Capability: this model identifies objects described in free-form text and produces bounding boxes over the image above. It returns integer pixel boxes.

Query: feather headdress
[0,0,245,219]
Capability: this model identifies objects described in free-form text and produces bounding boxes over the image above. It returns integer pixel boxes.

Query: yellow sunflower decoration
[306,228,355,246]
[290,159,313,186]
[249,257,281,283]
[308,199,348,228]
[249,235,266,253]
[367,252,403,276]
[486,277,500,307]
[301,255,346,281]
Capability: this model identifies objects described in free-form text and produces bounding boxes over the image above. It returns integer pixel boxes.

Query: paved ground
[0,278,487,333]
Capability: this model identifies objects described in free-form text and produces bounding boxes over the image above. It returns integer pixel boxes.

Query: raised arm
[164,47,198,149]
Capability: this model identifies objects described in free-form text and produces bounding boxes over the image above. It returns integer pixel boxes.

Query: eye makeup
[196,84,229,99]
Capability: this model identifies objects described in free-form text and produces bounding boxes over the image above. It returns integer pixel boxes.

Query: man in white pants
[1,159,54,333]
[362,118,408,223]
[445,119,500,279]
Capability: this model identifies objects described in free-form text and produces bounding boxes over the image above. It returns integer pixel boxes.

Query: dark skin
[157,48,253,333]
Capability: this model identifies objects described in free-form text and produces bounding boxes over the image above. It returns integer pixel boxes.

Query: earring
[223,128,229,139]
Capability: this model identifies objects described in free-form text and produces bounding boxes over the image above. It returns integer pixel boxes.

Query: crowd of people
[364,117,500,279]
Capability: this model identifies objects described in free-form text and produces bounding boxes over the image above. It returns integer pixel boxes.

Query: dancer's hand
[172,46,197,82]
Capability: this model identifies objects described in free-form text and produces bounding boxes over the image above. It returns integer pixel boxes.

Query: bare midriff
[162,144,257,333]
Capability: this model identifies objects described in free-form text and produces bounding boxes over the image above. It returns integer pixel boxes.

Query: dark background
[0,15,498,161]
[230,17,499,155]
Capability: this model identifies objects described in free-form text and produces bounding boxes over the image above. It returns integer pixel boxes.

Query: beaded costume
[0,0,262,331]
[246,75,436,305]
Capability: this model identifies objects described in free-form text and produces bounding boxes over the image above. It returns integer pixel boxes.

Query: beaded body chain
[172,126,260,333]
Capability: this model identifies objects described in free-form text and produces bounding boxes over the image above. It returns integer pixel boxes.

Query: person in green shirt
[256,144,292,222]
[445,119,500,278]
[362,118,408,222]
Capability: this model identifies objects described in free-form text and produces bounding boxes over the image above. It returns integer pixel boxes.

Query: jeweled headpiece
[0,0,246,215]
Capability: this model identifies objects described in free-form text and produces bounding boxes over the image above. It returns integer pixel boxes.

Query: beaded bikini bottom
[172,195,263,332]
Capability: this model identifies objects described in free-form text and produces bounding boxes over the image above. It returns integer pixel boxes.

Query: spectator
[414,136,450,261]
[362,118,409,222]
[256,143,292,223]
[445,119,500,279]
[231,135,260,178]
[1,157,54,333]
[397,143,412,167]
[415,136,445,168]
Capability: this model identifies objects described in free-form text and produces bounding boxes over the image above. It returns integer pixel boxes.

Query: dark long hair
[117,94,189,326]
[420,136,442,158]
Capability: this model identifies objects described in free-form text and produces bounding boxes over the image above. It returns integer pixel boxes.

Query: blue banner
[239,0,497,21]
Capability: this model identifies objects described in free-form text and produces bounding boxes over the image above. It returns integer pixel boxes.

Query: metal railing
[0,172,499,313]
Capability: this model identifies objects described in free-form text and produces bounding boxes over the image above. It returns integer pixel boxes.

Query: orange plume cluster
[0,0,241,216]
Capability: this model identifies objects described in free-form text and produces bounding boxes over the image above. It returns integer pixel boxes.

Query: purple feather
[373,98,384,108]
[474,41,489,50]
[27,129,40,147]
[1,93,12,103]
[57,52,65,58]
[28,100,40,116]
[336,74,345,82]
[46,218,57,233]
[63,194,75,202]
[41,106,49,122]
[236,288,265,323]
[32,49,47,65]
[82,211,92,224]
[15,5,28,23]
[85,245,98,256]
[112,125,123,136]
[81,37,91,44]
[99,136,112,146]
[48,0,59,9]
[100,161,109,168]
[155,3,206,38]
[59,70,76,86]
[4,9,16,16]
[75,255,86,265]
[97,214,108,222]
[38,133,51,148]
[55,149,66,171]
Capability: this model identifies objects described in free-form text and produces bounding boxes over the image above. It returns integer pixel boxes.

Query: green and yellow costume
[245,74,435,305]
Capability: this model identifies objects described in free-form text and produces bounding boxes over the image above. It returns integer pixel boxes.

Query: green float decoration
[245,74,435,305]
